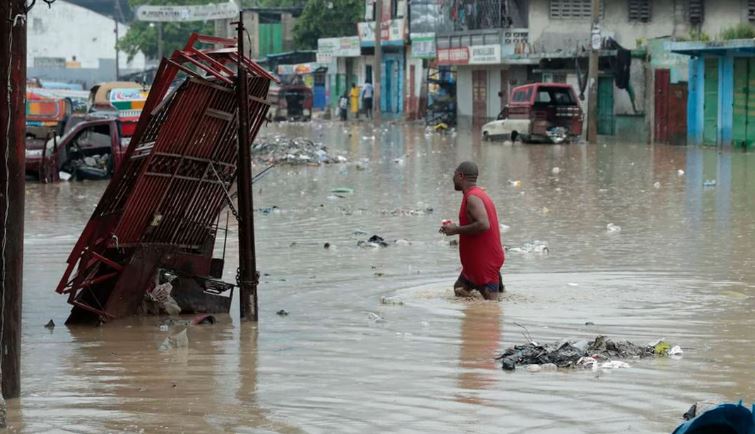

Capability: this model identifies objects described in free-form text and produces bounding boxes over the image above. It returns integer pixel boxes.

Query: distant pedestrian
[360,80,374,119]
[338,92,349,121]
[440,161,505,300]
[349,83,360,119]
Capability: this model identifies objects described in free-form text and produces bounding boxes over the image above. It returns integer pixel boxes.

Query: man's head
[453,161,478,191]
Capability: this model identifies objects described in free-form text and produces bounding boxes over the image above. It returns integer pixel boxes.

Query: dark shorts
[454,272,504,293]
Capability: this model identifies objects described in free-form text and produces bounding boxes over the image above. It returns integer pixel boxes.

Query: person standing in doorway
[440,161,505,301]
[360,80,374,119]
[349,83,360,119]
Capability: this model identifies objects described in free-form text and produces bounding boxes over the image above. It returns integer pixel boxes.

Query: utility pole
[114,19,120,80]
[586,0,601,143]
[0,0,26,401]
[157,22,164,62]
[235,13,258,322]
[373,0,382,124]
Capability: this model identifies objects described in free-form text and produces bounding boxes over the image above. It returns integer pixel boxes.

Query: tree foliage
[293,0,362,49]
[118,0,215,61]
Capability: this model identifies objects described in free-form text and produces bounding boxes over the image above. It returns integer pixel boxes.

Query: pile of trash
[506,240,549,255]
[497,335,682,371]
[252,135,347,165]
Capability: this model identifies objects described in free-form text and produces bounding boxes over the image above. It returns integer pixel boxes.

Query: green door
[733,58,749,147]
[597,76,615,135]
[747,58,755,150]
[703,58,719,145]
[258,23,283,58]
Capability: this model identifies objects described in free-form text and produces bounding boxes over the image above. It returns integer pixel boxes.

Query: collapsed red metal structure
[55,33,276,323]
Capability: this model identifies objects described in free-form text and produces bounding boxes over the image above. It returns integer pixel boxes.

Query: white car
[481,117,532,142]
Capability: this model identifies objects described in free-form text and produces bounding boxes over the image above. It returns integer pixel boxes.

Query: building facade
[27,0,146,88]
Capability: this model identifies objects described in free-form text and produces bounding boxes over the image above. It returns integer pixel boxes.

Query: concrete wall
[27,0,145,70]
[529,0,749,52]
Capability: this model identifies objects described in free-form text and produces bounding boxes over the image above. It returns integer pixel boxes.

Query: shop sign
[469,44,501,64]
[410,33,435,59]
[358,18,406,45]
[317,37,361,59]
[437,47,469,65]
[135,1,238,22]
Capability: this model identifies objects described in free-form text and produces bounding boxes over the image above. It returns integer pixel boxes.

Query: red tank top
[459,186,505,286]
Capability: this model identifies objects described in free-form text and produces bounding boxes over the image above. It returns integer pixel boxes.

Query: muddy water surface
[10,121,755,433]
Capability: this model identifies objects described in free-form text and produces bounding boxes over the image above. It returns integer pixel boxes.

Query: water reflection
[456,302,502,406]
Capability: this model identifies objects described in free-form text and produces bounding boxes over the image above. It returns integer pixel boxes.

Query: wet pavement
[9,120,755,433]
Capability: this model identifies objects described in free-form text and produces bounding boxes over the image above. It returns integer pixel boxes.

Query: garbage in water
[394,239,411,246]
[44,319,55,329]
[654,181,661,189]
[499,224,511,233]
[58,171,72,181]
[497,335,681,371]
[358,235,389,248]
[331,187,354,195]
[253,135,347,165]
[324,242,331,249]
[673,401,755,434]
[508,179,522,187]
[191,314,216,325]
[367,311,385,322]
[506,240,549,255]
[149,282,182,316]
[381,296,404,306]
[381,208,434,216]
[551,167,561,175]
[158,328,189,351]
[606,223,622,233]
[678,169,685,176]
[703,179,717,188]
[276,309,289,316]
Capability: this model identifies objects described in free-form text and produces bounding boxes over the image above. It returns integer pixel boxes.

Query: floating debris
[380,208,434,216]
[381,296,404,306]
[276,309,289,316]
[498,335,680,371]
[606,223,622,233]
[358,235,389,248]
[44,319,55,329]
[703,179,717,188]
[677,169,685,176]
[551,167,561,175]
[253,135,347,165]
[506,240,549,255]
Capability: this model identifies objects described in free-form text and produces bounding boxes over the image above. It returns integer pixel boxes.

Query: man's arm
[441,195,490,236]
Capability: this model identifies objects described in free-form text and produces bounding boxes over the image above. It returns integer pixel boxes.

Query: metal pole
[157,22,164,62]
[586,0,600,143]
[0,0,26,400]
[373,0,382,124]
[114,19,120,80]
[235,12,258,322]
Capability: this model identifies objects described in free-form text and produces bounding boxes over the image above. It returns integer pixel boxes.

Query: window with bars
[550,0,594,19]
[627,0,651,22]
[748,0,755,21]
[687,0,704,25]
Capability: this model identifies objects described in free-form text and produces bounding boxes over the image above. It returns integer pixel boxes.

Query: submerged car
[482,83,583,144]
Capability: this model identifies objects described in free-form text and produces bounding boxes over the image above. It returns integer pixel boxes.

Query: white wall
[27,0,146,70]
[457,68,473,117]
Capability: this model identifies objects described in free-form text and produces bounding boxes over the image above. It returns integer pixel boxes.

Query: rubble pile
[498,335,681,371]
[252,135,347,165]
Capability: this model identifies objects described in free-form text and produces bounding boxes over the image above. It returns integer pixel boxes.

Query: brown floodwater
[8,120,755,433]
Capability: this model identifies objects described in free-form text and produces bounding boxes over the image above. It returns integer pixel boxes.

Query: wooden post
[0,0,26,400]
[235,13,258,322]
[586,0,601,143]
[373,0,382,124]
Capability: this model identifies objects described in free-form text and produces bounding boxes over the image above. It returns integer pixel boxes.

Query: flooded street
[9,121,755,433]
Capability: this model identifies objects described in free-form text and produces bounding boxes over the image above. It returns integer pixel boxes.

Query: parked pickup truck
[482,83,583,144]
[26,116,129,182]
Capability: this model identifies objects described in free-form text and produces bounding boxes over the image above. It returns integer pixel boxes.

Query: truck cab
[26,116,130,182]
[482,83,583,143]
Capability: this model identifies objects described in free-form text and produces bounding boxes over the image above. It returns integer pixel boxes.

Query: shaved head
[456,161,478,178]
[453,161,478,191]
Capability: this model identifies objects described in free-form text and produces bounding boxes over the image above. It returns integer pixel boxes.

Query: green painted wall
[703,58,719,146]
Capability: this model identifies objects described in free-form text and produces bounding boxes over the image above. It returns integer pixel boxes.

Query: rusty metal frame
[55,33,276,322]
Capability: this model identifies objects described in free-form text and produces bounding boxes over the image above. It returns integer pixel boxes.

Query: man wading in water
[440,162,505,300]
